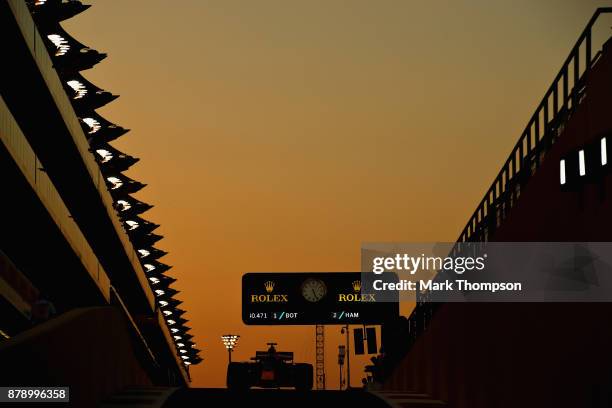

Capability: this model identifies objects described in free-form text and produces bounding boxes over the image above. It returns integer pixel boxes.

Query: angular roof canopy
[27,0,91,23]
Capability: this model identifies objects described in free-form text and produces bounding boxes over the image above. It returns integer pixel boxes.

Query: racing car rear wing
[254,351,294,362]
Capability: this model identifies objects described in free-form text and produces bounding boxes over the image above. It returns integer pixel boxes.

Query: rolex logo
[252,280,287,303]
[338,280,375,302]
[264,281,275,293]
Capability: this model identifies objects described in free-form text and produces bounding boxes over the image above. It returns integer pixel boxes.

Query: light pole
[221,334,239,363]
[340,324,350,389]
[338,345,346,390]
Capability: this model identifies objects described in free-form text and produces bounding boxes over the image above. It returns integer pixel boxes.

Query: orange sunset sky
[64,0,611,388]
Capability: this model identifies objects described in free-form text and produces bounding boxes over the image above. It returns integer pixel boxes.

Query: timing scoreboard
[242,272,399,325]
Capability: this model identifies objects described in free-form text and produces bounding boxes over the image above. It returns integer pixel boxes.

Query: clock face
[301,278,327,302]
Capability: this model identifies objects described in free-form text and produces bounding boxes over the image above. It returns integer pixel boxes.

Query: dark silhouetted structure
[374,8,612,408]
[0,1,200,406]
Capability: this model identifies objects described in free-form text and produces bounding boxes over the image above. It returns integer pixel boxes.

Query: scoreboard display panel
[242,272,399,325]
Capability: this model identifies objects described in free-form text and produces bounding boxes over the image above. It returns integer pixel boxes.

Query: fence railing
[456,7,612,245]
[392,8,612,365]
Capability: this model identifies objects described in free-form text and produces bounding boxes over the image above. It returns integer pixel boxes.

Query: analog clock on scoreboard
[242,272,399,325]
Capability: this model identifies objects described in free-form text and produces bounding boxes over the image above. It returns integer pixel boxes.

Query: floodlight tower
[221,334,240,363]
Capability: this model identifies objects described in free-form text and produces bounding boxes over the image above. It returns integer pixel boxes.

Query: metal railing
[456,7,612,245]
[381,9,612,378]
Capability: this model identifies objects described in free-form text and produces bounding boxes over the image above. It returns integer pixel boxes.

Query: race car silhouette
[227,342,313,391]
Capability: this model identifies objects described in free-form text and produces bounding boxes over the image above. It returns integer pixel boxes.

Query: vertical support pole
[346,324,351,389]
[315,325,325,390]
[526,128,532,156]
[586,29,592,70]
[563,67,569,108]
[553,83,559,116]
[535,113,540,143]
[574,50,580,85]
[573,50,580,108]
[543,98,549,131]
